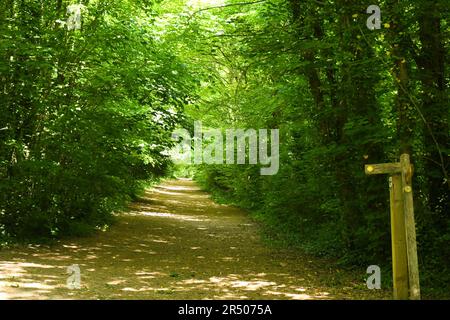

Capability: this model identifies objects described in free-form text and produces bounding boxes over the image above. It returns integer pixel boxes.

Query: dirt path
[0,179,389,300]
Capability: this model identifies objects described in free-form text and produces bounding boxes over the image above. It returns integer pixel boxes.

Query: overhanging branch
[190,0,267,17]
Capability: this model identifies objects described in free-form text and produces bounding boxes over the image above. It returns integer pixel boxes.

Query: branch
[190,0,267,17]
[358,25,450,188]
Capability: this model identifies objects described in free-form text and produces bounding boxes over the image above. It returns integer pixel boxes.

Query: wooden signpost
[365,154,420,300]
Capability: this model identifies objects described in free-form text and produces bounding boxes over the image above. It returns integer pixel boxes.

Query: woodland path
[0,179,389,299]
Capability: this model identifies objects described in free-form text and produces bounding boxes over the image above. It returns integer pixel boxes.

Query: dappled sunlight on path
[0,179,388,300]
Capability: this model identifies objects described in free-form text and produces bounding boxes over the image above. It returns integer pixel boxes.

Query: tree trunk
[415,2,449,214]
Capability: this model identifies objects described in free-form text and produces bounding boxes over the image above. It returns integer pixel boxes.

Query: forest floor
[0,179,390,300]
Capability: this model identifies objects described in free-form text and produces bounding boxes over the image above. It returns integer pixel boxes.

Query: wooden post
[400,154,421,300]
[389,175,409,299]
[365,153,420,300]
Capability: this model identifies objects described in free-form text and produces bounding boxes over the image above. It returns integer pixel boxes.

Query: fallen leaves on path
[0,179,390,300]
